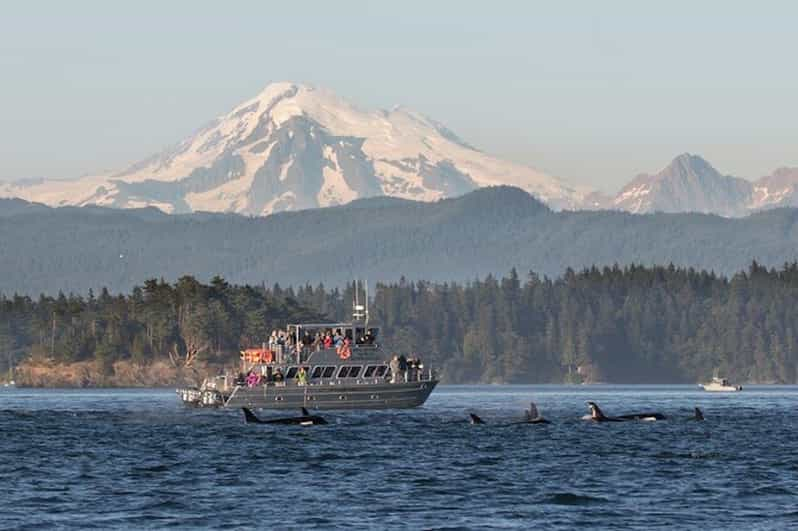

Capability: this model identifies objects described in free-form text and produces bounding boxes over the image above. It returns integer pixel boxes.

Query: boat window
[375,366,387,377]
[349,366,361,378]
[322,366,336,378]
[311,366,323,379]
[337,366,351,378]
[286,367,298,379]
[364,366,377,377]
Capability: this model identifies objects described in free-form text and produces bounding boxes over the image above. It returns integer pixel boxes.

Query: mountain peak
[1,83,582,216]
[667,153,715,176]
[613,153,751,216]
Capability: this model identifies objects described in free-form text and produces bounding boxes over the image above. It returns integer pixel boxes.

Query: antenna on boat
[365,279,369,328]
[353,279,366,321]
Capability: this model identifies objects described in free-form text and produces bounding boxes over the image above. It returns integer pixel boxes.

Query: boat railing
[232,368,436,389]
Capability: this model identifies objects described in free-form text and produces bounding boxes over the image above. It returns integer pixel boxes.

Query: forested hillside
[3,263,798,385]
[2,187,798,295]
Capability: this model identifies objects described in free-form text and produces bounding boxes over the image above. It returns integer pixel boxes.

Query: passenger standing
[406,358,416,382]
[398,354,408,383]
[297,366,308,386]
[389,355,400,384]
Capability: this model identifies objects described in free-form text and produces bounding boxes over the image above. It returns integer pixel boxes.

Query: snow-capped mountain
[750,167,798,210]
[0,82,587,215]
[604,154,798,217]
[610,153,753,216]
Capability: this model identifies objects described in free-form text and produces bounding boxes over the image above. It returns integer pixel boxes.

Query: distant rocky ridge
[587,154,798,216]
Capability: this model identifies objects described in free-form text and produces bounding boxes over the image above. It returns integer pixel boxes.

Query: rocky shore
[14,359,219,388]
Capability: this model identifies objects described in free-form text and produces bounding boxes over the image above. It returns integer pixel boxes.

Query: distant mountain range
[2,81,795,218]
[587,153,798,216]
[2,186,798,295]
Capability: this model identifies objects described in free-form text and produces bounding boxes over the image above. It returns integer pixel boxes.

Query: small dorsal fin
[242,407,261,423]
[469,413,485,425]
[528,402,540,420]
[694,407,704,421]
[587,401,606,420]
[301,407,310,416]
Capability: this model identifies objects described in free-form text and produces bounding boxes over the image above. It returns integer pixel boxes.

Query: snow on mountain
[750,167,798,210]
[610,154,753,216]
[603,154,798,217]
[0,82,587,215]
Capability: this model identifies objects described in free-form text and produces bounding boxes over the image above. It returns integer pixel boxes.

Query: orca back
[587,401,608,421]
[242,407,263,424]
[469,413,486,425]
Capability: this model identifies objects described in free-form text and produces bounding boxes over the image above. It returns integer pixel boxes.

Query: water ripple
[2,385,798,529]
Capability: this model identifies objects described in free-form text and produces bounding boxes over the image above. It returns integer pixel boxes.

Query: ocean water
[2,385,798,530]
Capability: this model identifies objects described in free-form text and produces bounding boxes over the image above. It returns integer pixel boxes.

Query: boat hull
[700,384,742,392]
[181,380,438,410]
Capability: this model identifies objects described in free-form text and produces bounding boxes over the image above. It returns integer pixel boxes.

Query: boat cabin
[233,322,403,385]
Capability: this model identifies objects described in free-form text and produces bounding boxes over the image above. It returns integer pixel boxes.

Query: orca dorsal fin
[528,402,540,420]
[469,413,485,425]
[242,407,261,424]
[301,407,310,416]
[587,401,606,420]
[694,407,704,421]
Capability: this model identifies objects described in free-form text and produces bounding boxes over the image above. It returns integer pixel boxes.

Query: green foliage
[3,262,798,384]
[360,262,798,384]
[0,277,324,372]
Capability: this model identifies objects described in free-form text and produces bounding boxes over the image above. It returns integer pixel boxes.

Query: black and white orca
[585,401,666,422]
[692,407,704,421]
[469,402,550,425]
[242,407,328,426]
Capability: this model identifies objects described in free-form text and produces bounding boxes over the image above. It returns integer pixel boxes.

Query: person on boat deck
[268,330,278,350]
[334,330,343,347]
[273,368,284,384]
[234,372,246,386]
[323,333,333,349]
[406,357,416,382]
[297,366,308,386]
[245,371,260,387]
[314,331,323,351]
[389,355,400,383]
[398,354,408,382]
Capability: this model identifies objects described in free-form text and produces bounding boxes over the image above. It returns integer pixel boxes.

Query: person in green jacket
[297,366,308,386]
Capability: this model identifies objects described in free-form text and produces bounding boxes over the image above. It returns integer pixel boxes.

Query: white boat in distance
[701,371,742,392]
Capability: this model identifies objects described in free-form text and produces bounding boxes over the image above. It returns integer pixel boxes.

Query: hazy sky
[1,1,795,192]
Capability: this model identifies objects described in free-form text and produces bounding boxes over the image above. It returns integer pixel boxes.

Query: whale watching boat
[177,299,438,409]
[700,370,742,392]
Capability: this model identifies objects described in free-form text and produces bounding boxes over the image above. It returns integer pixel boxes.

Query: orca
[586,401,666,422]
[510,402,551,424]
[469,402,550,425]
[242,407,328,426]
[469,413,486,425]
[692,407,704,421]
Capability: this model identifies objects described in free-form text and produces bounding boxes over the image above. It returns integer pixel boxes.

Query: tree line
[2,262,798,383]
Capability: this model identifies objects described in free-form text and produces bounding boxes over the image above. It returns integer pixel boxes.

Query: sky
[0,1,796,193]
